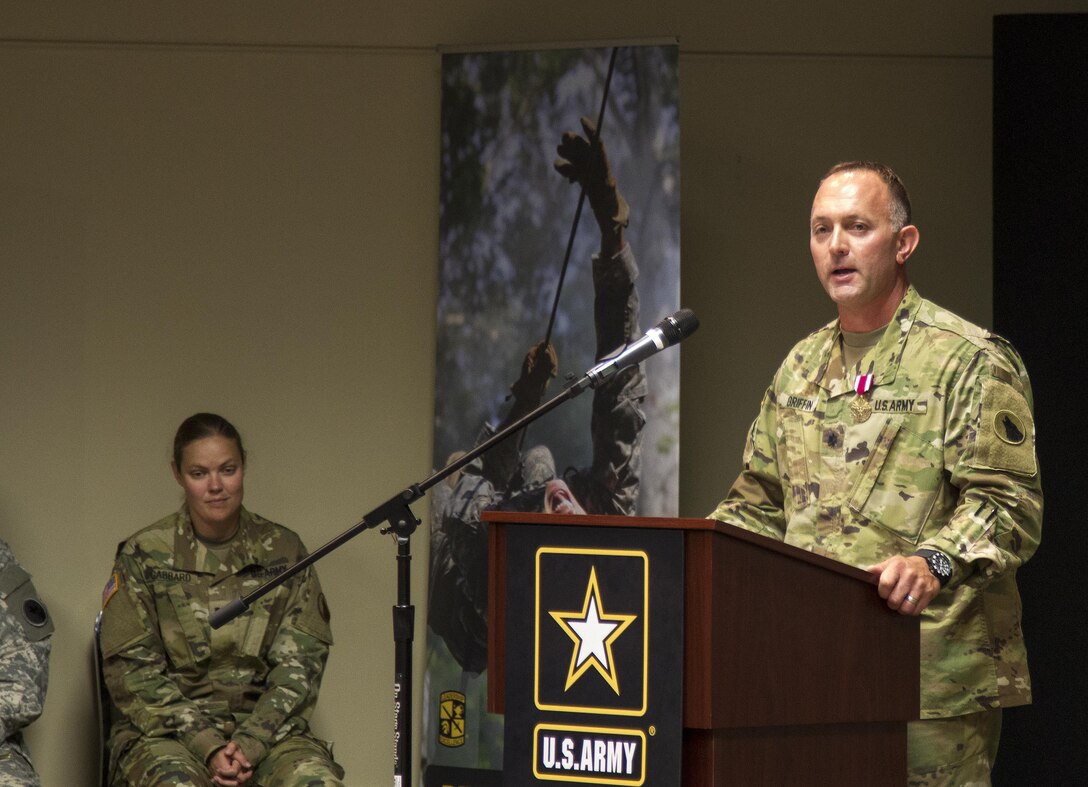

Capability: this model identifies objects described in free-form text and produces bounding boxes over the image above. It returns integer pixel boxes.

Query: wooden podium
[486,512,919,786]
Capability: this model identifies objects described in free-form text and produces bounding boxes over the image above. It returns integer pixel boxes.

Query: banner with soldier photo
[423,43,681,785]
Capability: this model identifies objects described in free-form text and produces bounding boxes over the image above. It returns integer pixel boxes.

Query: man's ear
[896,224,920,265]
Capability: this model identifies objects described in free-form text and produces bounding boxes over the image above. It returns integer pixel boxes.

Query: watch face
[929,552,951,577]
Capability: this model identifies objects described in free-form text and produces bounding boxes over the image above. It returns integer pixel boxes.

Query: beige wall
[2,2,1084,785]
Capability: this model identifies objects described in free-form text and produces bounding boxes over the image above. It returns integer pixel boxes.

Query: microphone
[572,308,699,393]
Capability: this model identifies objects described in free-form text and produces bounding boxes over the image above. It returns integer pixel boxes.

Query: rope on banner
[543,45,621,349]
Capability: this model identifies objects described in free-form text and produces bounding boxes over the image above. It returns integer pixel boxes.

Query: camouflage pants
[907,710,1002,786]
[0,745,41,787]
[112,734,345,786]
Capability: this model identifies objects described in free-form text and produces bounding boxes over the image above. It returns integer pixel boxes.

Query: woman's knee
[113,738,212,787]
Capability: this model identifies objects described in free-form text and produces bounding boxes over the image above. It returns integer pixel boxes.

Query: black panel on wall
[993,14,1088,784]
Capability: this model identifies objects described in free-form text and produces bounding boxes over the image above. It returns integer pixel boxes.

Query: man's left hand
[867,555,940,616]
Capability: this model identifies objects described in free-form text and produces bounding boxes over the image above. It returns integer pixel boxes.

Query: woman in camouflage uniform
[99,413,343,786]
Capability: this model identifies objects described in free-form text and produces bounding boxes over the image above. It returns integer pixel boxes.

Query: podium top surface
[481,510,878,588]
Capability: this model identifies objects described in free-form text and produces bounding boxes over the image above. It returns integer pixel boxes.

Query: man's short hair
[821,161,912,231]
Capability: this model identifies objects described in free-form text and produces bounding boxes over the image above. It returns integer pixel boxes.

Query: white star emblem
[549,566,636,694]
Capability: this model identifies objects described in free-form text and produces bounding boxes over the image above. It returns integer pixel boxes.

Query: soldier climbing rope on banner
[424,113,651,774]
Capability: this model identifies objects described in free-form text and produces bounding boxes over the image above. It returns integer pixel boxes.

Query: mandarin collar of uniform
[807,285,922,395]
[173,505,260,574]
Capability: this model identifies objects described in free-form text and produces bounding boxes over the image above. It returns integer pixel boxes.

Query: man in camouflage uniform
[424,118,647,771]
[100,507,343,786]
[0,539,51,787]
[710,161,1042,785]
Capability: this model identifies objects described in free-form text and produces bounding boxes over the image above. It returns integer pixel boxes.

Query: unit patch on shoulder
[974,378,1037,476]
[24,598,49,627]
[994,410,1026,445]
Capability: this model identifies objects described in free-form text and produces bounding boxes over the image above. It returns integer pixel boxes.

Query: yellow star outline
[548,566,636,694]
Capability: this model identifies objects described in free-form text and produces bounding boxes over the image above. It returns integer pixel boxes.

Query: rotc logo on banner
[503,523,683,785]
[439,690,467,748]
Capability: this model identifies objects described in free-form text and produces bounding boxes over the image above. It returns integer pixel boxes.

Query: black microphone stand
[209,369,599,786]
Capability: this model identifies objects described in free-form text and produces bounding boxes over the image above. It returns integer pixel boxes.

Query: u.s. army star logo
[549,567,636,694]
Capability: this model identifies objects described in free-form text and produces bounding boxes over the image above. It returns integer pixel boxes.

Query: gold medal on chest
[851,371,874,423]
[851,397,872,423]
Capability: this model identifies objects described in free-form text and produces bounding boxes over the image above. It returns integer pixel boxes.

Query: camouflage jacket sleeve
[231,564,332,765]
[707,385,789,540]
[99,548,230,762]
[578,244,648,516]
[0,546,52,743]
[920,340,1042,587]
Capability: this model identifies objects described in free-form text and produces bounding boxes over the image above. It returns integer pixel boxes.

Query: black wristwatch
[915,548,952,588]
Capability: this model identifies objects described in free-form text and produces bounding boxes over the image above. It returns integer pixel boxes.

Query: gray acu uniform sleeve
[0,541,52,744]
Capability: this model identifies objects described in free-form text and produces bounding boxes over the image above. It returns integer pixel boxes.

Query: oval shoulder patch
[23,598,49,627]
[994,409,1026,445]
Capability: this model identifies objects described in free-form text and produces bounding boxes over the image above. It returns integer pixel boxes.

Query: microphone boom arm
[204,306,696,785]
[209,375,590,630]
[209,307,697,628]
